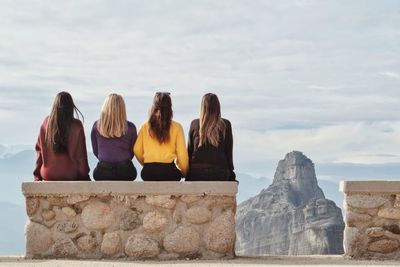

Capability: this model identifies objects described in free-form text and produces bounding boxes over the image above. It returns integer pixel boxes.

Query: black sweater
[187,118,236,181]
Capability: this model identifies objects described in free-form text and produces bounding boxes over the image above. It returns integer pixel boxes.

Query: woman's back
[34,117,90,181]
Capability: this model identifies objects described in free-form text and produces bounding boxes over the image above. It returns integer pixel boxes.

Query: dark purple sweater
[91,121,137,163]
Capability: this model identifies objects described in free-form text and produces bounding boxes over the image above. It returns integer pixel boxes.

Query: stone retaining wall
[340,181,400,260]
[22,181,238,260]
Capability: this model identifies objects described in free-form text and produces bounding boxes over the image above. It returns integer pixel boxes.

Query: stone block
[67,195,90,205]
[101,232,121,256]
[145,195,176,209]
[143,211,168,233]
[345,211,371,227]
[163,226,200,255]
[346,195,388,209]
[119,209,140,231]
[62,207,77,217]
[52,237,78,257]
[76,235,97,252]
[25,222,53,254]
[81,201,115,230]
[378,208,400,220]
[185,206,212,224]
[41,210,56,221]
[180,195,203,204]
[47,196,68,207]
[366,227,385,238]
[206,210,235,254]
[125,233,160,258]
[26,197,40,217]
[368,239,399,254]
[55,221,78,233]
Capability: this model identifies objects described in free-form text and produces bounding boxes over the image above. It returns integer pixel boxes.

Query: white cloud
[379,72,400,80]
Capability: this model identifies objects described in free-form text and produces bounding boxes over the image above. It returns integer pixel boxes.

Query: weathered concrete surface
[1,255,400,266]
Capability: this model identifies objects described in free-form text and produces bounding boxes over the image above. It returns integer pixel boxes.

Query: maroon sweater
[33,117,90,181]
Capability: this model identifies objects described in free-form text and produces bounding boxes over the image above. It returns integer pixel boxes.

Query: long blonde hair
[97,93,128,138]
[199,93,226,147]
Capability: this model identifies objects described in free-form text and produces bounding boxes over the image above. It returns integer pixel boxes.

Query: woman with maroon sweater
[33,92,90,181]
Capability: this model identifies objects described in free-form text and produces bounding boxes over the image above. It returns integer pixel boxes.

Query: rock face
[236,151,344,256]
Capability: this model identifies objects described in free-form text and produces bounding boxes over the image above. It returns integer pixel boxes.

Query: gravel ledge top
[21,181,238,196]
[340,180,400,194]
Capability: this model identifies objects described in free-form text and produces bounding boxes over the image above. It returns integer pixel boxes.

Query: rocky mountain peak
[272,151,324,206]
[236,151,344,256]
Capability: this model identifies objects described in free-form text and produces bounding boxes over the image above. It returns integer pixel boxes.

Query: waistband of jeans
[98,160,132,168]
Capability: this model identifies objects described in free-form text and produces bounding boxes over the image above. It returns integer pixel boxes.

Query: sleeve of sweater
[133,124,145,166]
[33,123,44,181]
[187,120,195,166]
[129,122,137,160]
[176,123,189,177]
[224,120,236,181]
[90,122,98,159]
[76,122,91,181]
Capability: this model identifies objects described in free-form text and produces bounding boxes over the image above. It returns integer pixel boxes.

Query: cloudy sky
[0,0,399,178]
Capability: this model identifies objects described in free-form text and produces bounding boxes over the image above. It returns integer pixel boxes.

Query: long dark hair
[148,92,173,143]
[45,91,83,153]
[199,93,226,147]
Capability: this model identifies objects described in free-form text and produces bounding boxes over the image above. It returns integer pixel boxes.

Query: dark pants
[186,166,230,181]
[93,160,137,181]
[141,162,182,181]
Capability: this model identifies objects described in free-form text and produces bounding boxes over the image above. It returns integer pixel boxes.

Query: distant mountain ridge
[236,151,344,255]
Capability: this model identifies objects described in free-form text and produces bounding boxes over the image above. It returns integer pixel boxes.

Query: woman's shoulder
[72,118,84,129]
[127,121,137,133]
[171,120,185,130]
[222,118,231,127]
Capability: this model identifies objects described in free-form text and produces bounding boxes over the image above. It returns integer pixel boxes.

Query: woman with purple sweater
[91,93,137,180]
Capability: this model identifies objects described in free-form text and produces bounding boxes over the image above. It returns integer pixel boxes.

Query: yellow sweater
[133,120,189,176]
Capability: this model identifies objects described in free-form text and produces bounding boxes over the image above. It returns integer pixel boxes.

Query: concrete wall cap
[340,180,400,193]
[21,181,238,196]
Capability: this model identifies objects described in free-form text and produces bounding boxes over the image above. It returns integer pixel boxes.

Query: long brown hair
[148,92,173,143]
[198,93,226,147]
[45,91,83,153]
[97,93,128,138]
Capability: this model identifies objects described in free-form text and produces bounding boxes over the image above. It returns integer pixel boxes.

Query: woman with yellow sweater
[134,92,188,181]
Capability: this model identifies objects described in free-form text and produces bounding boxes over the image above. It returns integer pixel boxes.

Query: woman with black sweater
[186,93,236,181]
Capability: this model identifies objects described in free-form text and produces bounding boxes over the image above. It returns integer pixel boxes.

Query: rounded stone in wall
[41,209,56,221]
[101,232,121,256]
[185,206,212,224]
[26,197,40,217]
[145,195,176,209]
[206,210,235,254]
[163,226,200,255]
[25,222,54,254]
[62,207,77,217]
[77,235,97,252]
[368,239,399,254]
[346,195,388,209]
[143,211,168,233]
[52,237,78,257]
[81,201,115,230]
[120,209,140,231]
[125,233,160,258]
[67,195,90,205]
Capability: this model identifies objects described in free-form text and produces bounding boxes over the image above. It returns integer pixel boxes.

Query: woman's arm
[33,131,43,181]
[129,122,137,160]
[133,125,145,166]
[90,122,99,159]
[77,122,90,181]
[224,120,236,181]
[176,123,189,177]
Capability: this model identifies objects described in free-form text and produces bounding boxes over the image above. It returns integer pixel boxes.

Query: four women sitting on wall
[34,91,235,182]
